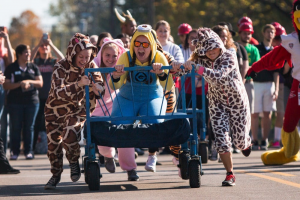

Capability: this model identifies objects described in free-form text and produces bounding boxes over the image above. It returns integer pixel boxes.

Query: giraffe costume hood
[44,33,105,177]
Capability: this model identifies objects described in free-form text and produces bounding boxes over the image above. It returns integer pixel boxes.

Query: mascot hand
[245,68,257,80]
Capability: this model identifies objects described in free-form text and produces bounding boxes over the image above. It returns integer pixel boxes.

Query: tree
[9,10,43,49]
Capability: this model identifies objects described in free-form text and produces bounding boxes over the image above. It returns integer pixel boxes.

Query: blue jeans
[8,103,39,155]
[111,95,167,125]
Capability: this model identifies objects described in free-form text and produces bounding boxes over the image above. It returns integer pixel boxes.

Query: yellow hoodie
[109,26,173,91]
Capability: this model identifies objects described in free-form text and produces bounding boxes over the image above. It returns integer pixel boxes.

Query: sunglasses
[134,41,150,48]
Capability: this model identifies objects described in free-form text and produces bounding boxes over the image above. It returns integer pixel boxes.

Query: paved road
[1,148,300,200]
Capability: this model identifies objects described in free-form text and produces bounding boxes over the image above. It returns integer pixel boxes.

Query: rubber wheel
[84,157,89,184]
[189,160,201,188]
[88,162,100,190]
[179,151,190,180]
[198,143,208,164]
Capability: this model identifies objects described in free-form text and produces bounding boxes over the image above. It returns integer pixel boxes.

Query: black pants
[0,135,11,171]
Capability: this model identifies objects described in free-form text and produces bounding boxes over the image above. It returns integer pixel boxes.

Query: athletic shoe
[114,153,119,162]
[145,155,157,172]
[242,145,252,157]
[232,146,241,154]
[135,148,144,155]
[69,161,81,182]
[260,140,268,151]
[10,153,18,161]
[25,153,34,160]
[104,157,116,173]
[272,141,281,148]
[222,172,236,186]
[127,169,139,181]
[0,167,20,174]
[252,140,260,150]
[209,148,218,161]
[44,175,61,190]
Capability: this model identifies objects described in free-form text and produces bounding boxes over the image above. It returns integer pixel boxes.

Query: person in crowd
[271,22,287,148]
[93,37,128,173]
[182,29,198,62]
[212,25,237,52]
[30,34,64,153]
[184,27,252,186]
[109,24,173,180]
[43,33,105,189]
[218,22,249,84]
[0,73,19,174]
[114,8,137,36]
[237,17,259,45]
[252,24,278,151]
[177,23,192,49]
[0,27,14,152]
[155,20,184,64]
[3,44,43,160]
[116,33,131,49]
[95,32,113,53]
[90,35,98,46]
[238,22,260,148]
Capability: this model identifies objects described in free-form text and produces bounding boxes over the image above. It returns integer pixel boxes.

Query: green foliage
[9,10,43,49]
[48,0,294,45]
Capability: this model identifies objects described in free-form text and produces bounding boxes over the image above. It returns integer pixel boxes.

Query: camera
[0,26,5,32]
[43,33,48,40]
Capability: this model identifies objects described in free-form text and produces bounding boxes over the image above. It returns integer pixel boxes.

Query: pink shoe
[272,141,281,148]
[172,157,182,178]
[172,157,179,166]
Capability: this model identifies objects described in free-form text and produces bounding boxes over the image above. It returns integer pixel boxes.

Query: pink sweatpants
[93,87,137,171]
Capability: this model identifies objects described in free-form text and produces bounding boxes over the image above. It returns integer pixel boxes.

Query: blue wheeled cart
[83,65,206,190]
[179,74,208,163]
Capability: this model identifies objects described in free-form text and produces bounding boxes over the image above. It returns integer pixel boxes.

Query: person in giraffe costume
[182,27,252,186]
[44,33,105,190]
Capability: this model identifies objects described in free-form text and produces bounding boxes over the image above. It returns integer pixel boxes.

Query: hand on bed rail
[112,64,125,79]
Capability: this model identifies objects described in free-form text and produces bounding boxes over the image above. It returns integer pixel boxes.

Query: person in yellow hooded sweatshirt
[109,24,173,181]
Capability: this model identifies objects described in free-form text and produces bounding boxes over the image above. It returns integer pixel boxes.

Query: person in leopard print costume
[44,33,105,189]
[183,27,252,186]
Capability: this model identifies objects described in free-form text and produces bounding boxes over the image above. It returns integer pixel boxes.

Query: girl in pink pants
[93,38,136,174]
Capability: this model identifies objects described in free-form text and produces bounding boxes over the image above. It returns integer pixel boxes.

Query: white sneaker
[145,155,157,172]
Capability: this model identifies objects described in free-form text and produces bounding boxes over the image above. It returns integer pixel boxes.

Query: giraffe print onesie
[44,33,105,177]
[192,28,251,153]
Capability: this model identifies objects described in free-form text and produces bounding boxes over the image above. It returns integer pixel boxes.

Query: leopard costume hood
[65,33,98,68]
[192,27,226,60]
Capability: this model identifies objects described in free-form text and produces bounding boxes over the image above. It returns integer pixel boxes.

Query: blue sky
[1,0,58,31]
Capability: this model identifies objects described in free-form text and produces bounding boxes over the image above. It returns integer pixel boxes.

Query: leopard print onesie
[193,28,251,153]
[44,33,105,176]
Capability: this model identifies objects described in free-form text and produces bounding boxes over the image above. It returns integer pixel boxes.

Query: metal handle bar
[84,65,196,73]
